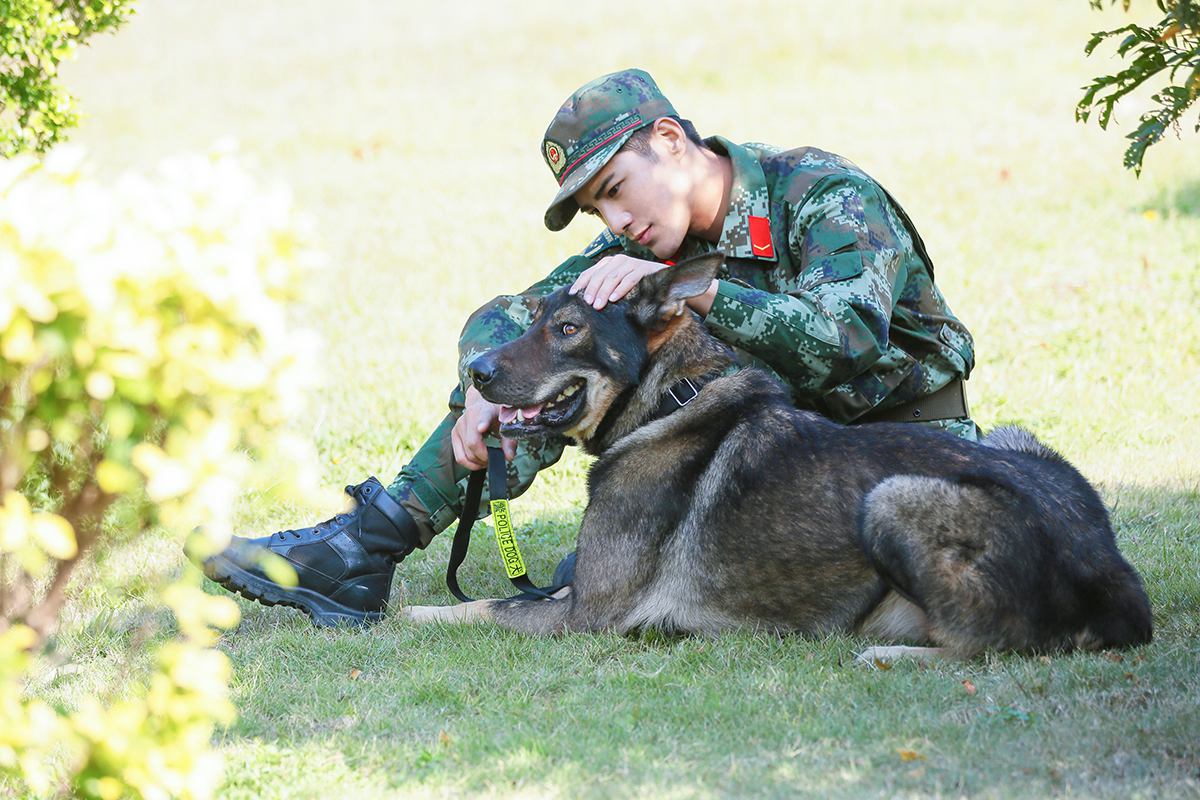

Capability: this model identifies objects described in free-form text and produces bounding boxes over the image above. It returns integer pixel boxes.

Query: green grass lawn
[43,1,1200,796]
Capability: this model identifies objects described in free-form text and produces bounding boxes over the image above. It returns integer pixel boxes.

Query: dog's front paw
[401,600,495,625]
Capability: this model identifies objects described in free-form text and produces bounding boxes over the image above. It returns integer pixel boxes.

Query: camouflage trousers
[387,384,981,546]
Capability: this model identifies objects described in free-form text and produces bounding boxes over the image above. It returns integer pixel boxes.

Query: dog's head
[468,252,723,443]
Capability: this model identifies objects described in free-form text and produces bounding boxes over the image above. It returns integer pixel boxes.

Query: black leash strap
[444,456,487,603]
[446,446,561,603]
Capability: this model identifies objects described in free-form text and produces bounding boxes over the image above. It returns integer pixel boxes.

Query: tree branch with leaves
[1078,0,1200,173]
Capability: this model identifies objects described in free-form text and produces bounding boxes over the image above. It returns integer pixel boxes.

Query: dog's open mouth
[496,379,587,437]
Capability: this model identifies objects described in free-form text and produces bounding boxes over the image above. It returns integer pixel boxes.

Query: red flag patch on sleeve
[748,216,774,258]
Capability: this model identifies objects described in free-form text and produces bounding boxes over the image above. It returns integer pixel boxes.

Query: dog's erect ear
[631,251,725,328]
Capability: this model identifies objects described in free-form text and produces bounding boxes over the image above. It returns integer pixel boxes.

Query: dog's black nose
[468,354,497,389]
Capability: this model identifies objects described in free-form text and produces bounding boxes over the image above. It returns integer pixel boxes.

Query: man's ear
[631,252,724,328]
[650,117,687,159]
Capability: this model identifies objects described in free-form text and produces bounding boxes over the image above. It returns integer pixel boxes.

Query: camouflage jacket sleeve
[704,175,905,397]
[455,253,598,398]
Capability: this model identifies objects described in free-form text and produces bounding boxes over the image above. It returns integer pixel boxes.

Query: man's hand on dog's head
[570,254,718,316]
[570,254,668,310]
[452,385,517,470]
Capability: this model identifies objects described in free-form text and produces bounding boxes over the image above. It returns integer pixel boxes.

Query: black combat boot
[198,477,420,627]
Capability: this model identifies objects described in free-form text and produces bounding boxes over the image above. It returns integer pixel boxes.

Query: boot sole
[202,553,386,628]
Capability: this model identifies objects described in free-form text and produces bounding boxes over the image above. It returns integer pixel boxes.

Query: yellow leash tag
[489,498,527,579]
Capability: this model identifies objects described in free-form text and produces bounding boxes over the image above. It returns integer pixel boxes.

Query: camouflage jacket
[458,137,975,423]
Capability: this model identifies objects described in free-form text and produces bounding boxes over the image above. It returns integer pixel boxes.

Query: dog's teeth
[551,384,581,405]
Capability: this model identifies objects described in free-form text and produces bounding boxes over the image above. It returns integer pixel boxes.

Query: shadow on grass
[1102,480,1200,625]
[212,483,1200,798]
[1137,179,1200,218]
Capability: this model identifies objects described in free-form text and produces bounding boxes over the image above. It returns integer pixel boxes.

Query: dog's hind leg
[855,645,945,666]
[857,590,930,641]
[854,587,944,664]
[859,474,1049,657]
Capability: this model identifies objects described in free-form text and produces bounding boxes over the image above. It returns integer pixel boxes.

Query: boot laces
[275,482,368,541]
[277,512,351,540]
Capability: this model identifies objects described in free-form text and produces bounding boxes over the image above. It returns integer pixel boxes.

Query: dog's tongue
[498,404,543,423]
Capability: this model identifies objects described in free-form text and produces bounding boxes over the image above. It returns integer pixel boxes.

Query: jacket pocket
[938,322,975,374]
[798,230,863,290]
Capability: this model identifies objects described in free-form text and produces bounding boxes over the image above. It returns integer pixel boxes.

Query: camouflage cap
[542,68,677,231]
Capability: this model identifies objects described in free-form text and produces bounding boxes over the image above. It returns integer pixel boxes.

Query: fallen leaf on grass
[897,749,926,762]
[349,668,362,680]
[962,679,977,696]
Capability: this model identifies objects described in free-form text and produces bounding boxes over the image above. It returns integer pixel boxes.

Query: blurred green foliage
[0,0,134,156]
[1078,0,1200,173]
[0,147,323,797]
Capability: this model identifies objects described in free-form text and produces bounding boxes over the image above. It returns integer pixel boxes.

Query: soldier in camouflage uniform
[199,69,980,627]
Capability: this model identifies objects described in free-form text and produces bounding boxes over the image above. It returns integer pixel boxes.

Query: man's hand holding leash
[452,385,517,469]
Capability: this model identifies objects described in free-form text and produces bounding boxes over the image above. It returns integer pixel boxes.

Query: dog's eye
[561,323,578,336]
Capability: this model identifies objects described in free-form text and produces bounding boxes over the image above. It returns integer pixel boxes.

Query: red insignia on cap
[748,216,774,258]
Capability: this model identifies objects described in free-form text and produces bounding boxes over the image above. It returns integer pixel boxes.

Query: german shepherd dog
[403,253,1152,657]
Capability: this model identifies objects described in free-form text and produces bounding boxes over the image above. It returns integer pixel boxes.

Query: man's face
[572,132,693,259]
